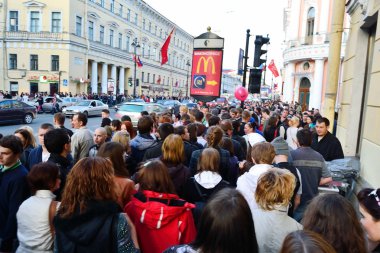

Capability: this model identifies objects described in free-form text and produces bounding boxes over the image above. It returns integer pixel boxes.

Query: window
[100,0,104,7]
[75,16,82,36]
[118,33,122,49]
[306,8,315,37]
[142,19,145,30]
[51,12,61,32]
[160,29,162,38]
[126,36,130,52]
[147,73,150,83]
[30,11,40,32]
[109,29,114,47]
[110,0,115,12]
[9,54,17,69]
[30,55,38,70]
[148,22,151,32]
[127,9,131,21]
[154,25,157,35]
[141,72,145,82]
[134,13,138,24]
[147,45,151,58]
[88,21,94,41]
[141,43,145,57]
[51,55,59,71]
[119,4,123,16]
[100,25,104,43]
[152,74,155,84]
[9,11,18,31]
[153,47,157,61]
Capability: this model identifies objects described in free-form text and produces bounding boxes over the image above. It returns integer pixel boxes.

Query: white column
[284,62,295,103]
[111,65,117,84]
[101,63,108,94]
[311,58,324,110]
[91,61,98,94]
[319,0,330,36]
[119,67,125,94]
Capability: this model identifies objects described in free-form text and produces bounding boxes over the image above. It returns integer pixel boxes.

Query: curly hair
[302,194,367,253]
[255,168,295,210]
[58,157,117,218]
[161,134,185,165]
[206,126,224,148]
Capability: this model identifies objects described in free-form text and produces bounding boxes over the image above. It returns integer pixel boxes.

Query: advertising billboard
[190,50,223,100]
[237,48,244,75]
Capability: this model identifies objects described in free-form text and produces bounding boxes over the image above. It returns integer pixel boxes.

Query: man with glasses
[44,128,73,201]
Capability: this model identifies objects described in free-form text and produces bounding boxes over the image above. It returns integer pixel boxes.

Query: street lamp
[131,38,140,98]
[185,60,191,98]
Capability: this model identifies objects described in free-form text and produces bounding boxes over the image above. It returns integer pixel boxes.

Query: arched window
[306,8,315,37]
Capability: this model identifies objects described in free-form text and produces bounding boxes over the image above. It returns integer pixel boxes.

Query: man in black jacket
[311,117,344,161]
[44,128,73,201]
[143,123,174,161]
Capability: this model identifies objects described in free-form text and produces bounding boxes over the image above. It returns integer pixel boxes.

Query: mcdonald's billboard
[190,49,223,99]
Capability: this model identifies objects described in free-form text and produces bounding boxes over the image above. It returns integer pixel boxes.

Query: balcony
[5,31,70,41]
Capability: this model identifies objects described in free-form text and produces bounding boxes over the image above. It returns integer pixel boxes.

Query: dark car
[0,99,37,124]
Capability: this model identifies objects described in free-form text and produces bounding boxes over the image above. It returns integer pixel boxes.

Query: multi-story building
[282,0,349,111]
[338,0,380,188]
[0,0,193,97]
[221,69,241,95]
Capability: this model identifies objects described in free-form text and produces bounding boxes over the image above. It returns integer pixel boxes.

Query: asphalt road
[0,110,117,141]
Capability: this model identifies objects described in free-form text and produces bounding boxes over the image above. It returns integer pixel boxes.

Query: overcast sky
[145,0,286,81]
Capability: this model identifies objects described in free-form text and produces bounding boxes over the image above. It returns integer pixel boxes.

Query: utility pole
[322,0,345,125]
[242,29,250,88]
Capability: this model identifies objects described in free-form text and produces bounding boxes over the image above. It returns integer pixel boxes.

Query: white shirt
[16,190,58,253]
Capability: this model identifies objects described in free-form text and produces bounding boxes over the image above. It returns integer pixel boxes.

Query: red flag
[133,55,143,67]
[267,59,279,77]
[160,28,175,65]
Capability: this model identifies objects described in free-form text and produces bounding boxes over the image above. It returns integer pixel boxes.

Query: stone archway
[299,77,311,111]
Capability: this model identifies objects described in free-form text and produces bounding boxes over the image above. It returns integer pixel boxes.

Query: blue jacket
[26,145,43,171]
[0,163,30,252]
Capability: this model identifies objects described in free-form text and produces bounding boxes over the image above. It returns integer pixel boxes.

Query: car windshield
[216,98,226,102]
[119,104,143,112]
[77,101,91,106]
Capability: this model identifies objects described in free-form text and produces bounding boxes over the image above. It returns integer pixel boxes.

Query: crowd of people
[0,99,379,253]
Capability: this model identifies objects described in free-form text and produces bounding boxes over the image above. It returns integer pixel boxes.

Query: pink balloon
[234,86,249,101]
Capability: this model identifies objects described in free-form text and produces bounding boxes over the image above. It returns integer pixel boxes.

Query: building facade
[0,0,193,97]
[282,0,349,111]
[221,70,241,96]
[338,0,380,188]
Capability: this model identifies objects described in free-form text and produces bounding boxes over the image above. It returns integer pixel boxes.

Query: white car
[62,100,108,117]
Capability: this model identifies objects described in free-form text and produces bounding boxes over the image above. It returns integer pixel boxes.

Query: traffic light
[253,35,270,67]
[248,69,262,94]
[128,78,133,86]
[136,79,139,86]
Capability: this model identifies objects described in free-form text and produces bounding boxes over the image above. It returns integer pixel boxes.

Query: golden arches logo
[196,56,215,74]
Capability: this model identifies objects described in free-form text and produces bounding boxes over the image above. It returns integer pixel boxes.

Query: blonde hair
[111,130,130,152]
[197,148,220,173]
[255,168,295,210]
[251,142,275,164]
[289,116,300,128]
[19,126,37,148]
[180,105,189,114]
[161,134,185,164]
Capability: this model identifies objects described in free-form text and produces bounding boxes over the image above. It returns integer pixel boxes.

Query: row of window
[140,72,186,88]
[9,54,59,71]
[88,0,191,52]
[9,11,62,33]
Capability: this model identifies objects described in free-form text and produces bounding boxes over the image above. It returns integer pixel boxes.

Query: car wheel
[83,111,88,117]
[24,113,33,124]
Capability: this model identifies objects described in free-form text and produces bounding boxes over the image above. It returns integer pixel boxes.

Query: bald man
[87,127,107,157]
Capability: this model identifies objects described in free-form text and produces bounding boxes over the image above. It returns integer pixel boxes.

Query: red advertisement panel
[190,50,223,97]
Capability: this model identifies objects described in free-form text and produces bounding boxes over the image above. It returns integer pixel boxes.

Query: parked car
[206,97,229,108]
[114,102,168,126]
[62,100,108,117]
[163,100,181,113]
[0,100,36,124]
[26,96,79,112]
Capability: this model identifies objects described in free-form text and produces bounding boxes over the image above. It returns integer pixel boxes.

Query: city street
[0,110,117,138]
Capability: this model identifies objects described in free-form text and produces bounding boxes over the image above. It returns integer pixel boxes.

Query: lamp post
[131,38,140,98]
[185,60,191,98]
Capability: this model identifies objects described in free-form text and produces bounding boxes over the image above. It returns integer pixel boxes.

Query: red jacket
[124,190,196,253]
